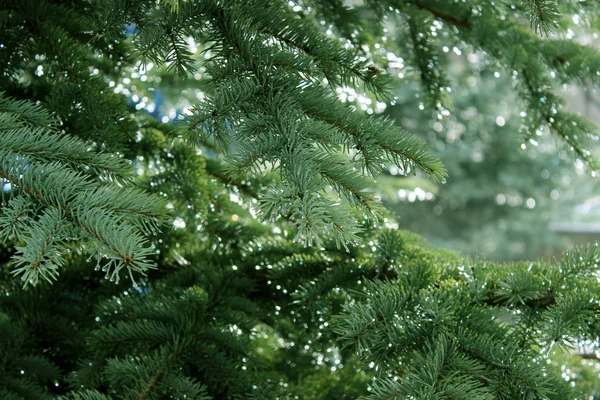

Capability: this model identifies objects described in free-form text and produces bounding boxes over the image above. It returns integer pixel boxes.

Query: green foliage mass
[0,0,599,399]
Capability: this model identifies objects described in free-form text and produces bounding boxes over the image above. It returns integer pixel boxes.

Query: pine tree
[1,1,599,399]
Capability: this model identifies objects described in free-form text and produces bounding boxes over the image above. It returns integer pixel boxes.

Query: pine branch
[0,95,167,285]
[10,208,65,286]
[523,0,560,35]
[412,0,471,29]
[386,0,600,169]
[136,350,177,400]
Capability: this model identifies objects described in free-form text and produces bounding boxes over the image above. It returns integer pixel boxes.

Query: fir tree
[1,1,599,399]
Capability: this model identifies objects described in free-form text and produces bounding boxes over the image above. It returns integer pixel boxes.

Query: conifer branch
[412,1,471,29]
[0,95,166,285]
[137,350,177,400]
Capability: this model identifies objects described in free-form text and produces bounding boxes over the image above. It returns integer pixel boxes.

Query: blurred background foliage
[381,59,597,261]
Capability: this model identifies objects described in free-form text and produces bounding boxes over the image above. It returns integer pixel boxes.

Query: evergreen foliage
[0,0,599,399]
[0,94,168,285]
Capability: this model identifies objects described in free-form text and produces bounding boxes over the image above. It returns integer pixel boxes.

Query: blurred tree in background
[382,65,592,261]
